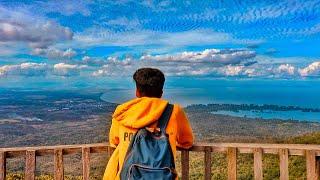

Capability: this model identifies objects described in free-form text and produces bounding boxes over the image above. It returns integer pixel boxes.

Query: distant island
[186,103,320,113]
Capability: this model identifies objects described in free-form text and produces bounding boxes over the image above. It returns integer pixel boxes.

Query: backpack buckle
[153,129,161,136]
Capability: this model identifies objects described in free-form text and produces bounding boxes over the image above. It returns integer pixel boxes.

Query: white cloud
[140,0,176,12]
[92,49,256,77]
[220,65,244,76]
[92,57,133,76]
[0,65,16,77]
[243,68,257,77]
[19,63,48,76]
[0,20,73,48]
[62,48,77,59]
[140,49,256,65]
[0,63,48,77]
[71,28,262,49]
[32,48,77,59]
[229,1,320,37]
[277,64,296,76]
[237,63,297,78]
[299,62,320,77]
[53,63,86,76]
[72,29,153,47]
[232,1,319,23]
[0,5,73,50]
[0,69,5,77]
[0,62,88,78]
[81,56,109,65]
[1,52,320,79]
[35,0,92,16]
[82,56,91,62]
[106,17,142,30]
[91,53,320,79]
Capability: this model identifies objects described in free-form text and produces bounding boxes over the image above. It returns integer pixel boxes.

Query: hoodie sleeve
[109,118,120,147]
[175,105,194,149]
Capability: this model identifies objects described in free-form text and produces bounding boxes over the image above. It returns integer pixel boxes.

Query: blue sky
[1,0,320,88]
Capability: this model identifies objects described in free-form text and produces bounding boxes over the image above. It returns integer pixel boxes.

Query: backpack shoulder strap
[157,103,174,131]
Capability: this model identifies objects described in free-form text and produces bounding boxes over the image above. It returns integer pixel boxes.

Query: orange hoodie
[103,97,194,180]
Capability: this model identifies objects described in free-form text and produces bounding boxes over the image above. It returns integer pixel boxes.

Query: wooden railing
[1,143,320,180]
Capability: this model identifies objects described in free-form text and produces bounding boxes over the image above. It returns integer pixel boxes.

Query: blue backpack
[120,104,176,180]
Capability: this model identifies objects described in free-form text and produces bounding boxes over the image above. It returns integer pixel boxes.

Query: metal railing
[1,143,320,180]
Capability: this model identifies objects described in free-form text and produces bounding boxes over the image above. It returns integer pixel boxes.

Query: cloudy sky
[1,0,320,88]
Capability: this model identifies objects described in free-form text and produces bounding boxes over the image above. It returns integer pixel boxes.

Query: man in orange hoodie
[103,68,194,179]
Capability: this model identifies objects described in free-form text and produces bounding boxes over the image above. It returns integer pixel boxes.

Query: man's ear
[136,89,141,98]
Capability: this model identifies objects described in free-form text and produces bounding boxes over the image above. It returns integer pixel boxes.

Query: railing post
[181,150,189,180]
[54,149,64,180]
[279,149,289,180]
[316,157,320,180]
[25,150,36,180]
[253,148,263,180]
[306,150,317,180]
[107,146,114,159]
[204,147,212,180]
[227,147,237,180]
[0,151,6,180]
[82,147,90,180]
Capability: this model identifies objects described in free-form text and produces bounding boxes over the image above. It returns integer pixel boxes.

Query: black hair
[133,68,165,98]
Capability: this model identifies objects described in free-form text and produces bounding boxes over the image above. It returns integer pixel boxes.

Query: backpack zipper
[128,164,175,180]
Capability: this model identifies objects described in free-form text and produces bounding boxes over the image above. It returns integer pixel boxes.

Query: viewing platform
[1,143,320,180]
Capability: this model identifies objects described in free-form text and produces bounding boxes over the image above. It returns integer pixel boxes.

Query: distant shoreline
[185,103,320,122]
[185,103,320,112]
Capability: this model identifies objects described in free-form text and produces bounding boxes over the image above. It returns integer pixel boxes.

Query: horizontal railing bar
[189,142,320,151]
[1,142,320,158]
[1,143,109,158]
[0,143,108,152]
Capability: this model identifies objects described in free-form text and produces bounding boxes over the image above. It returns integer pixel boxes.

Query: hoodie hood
[112,97,169,129]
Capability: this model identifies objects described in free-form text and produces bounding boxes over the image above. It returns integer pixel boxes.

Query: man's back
[103,68,193,180]
[104,97,193,180]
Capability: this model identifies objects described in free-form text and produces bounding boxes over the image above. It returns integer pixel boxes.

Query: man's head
[133,68,165,98]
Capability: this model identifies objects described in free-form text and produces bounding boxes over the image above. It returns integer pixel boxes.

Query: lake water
[211,110,320,122]
[101,78,320,108]
[100,78,320,122]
